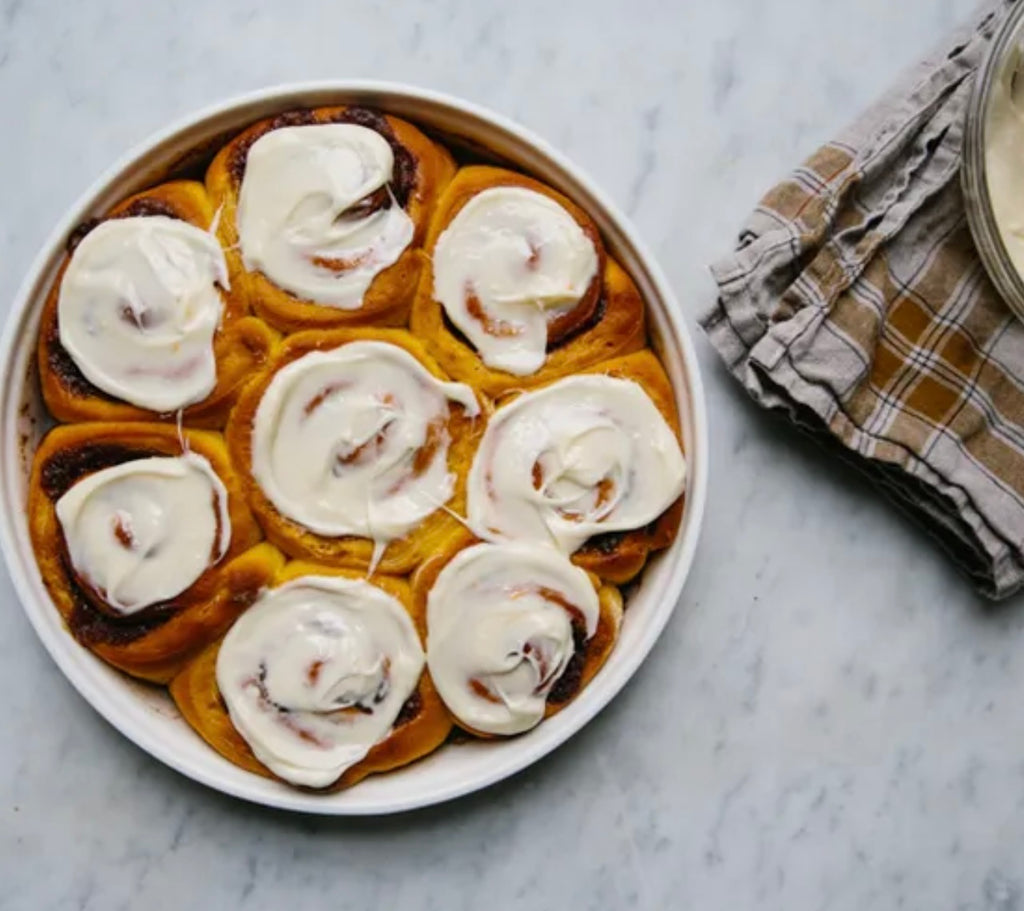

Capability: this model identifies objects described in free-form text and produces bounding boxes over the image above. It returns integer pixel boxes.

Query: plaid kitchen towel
[702,0,1024,598]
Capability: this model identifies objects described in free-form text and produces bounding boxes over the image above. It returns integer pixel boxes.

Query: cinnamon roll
[415,541,622,736]
[28,423,280,682]
[226,328,485,575]
[170,562,451,790]
[206,107,456,333]
[38,180,277,428]
[467,350,686,583]
[410,166,646,396]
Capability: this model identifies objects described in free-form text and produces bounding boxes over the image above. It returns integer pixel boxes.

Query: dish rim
[962,1,1024,318]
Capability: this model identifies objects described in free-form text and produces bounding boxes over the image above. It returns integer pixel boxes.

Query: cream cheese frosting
[215,575,424,788]
[426,542,599,736]
[431,186,599,375]
[236,123,414,308]
[250,341,479,552]
[57,215,228,412]
[55,452,231,614]
[467,374,686,553]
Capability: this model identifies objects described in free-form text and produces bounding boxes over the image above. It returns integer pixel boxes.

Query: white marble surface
[3,0,1020,908]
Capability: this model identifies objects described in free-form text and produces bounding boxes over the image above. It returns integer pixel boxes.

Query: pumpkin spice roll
[170,561,451,791]
[467,349,687,584]
[27,423,281,683]
[38,180,277,428]
[226,327,486,575]
[414,540,622,737]
[410,165,646,397]
[206,106,456,333]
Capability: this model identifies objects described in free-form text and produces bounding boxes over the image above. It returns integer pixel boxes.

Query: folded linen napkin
[702,0,1024,598]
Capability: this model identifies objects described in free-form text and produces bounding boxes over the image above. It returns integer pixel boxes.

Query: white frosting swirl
[216,575,425,788]
[426,542,599,735]
[55,453,231,614]
[236,124,415,309]
[58,216,228,412]
[431,186,599,375]
[251,341,479,550]
[467,374,686,553]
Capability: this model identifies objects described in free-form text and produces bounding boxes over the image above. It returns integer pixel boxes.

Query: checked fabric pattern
[702,0,1024,598]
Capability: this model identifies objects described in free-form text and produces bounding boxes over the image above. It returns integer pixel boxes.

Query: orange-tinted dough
[38,180,277,429]
[206,106,455,333]
[170,560,452,790]
[28,423,279,682]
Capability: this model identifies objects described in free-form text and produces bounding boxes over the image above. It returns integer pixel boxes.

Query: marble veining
[1,0,1018,908]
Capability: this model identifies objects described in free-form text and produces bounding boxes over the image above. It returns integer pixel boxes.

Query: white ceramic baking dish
[0,82,708,814]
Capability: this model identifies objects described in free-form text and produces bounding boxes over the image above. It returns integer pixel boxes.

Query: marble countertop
[2,0,1017,908]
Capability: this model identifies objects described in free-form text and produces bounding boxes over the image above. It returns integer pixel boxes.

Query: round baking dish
[963,1,1024,317]
[0,82,708,814]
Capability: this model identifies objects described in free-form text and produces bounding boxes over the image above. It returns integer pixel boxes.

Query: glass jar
[963,0,1024,319]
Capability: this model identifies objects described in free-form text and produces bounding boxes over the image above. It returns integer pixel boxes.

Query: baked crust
[569,350,686,583]
[411,539,623,738]
[170,560,452,790]
[225,327,486,575]
[28,422,278,682]
[38,180,277,429]
[410,165,646,397]
[206,106,456,333]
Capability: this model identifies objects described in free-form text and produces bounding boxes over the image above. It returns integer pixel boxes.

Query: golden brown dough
[37,180,277,429]
[569,349,686,583]
[169,561,453,790]
[410,165,646,397]
[411,540,623,738]
[206,106,456,333]
[225,327,486,575]
[27,423,279,682]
